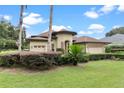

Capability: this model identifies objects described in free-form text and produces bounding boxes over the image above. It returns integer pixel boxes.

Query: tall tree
[48,5,53,52]
[106,27,124,37]
[18,5,24,51]
[18,5,27,51]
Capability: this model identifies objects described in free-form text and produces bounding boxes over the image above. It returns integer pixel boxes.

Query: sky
[0,5,124,39]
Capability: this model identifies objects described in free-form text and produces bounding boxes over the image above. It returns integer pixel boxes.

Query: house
[100,34,124,44]
[73,36,109,54]
[100,34,124,52]
[28,29,77,52]
[28,29,109,54]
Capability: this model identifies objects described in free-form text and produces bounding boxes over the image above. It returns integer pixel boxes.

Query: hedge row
[89,53,124,61]
[0,52,124,70]
[0,52,61,70]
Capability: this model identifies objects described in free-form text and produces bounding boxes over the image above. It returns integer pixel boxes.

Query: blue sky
[0,5,124,39]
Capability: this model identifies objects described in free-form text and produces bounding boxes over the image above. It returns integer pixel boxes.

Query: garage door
[87,47,104,54]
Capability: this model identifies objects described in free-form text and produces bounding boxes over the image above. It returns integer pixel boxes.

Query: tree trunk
[18,5,24,52]
[48,5,53,52]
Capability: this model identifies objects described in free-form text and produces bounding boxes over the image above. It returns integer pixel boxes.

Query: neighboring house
[73,36,109,54]
[100,34,124,44]
[28,29,109,54]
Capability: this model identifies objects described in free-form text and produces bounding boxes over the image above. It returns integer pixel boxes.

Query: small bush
[58,45,88,66]
[105,46,112,53]
[82,54,89,62]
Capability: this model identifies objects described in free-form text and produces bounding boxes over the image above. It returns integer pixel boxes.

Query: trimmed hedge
[0,52,61,70]
[89,53,124,61]
[57,54,89,65]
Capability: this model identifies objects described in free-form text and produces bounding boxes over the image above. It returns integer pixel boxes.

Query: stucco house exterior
[28,29,109,54]
[73,36,109,54]
[28,29,77,52]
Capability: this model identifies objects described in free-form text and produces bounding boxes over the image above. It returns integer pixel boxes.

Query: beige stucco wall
[30,40,48,52]
[56,34,73,49]
[86,43,106,54]
[51,39,57,52]
[29,33,74,52]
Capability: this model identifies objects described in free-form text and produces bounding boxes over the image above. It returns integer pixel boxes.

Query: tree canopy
[0,19,26,50]
[106,27,124,37]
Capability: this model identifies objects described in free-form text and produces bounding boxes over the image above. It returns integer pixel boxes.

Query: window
[38,45,41,48]
[34,45,37,48]
[41,45,45,48]
[33,45,45,48]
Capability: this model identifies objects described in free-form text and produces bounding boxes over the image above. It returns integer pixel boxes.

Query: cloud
[84,11,99,19]
[26,31,32,38]
[78,24,105,35]
[99,5,116,14]
[112,25,122,29]
[22,24,30,28]
[0,15,12,21]
[23,12,29,16]
[67,26,72,29]
[52,25,72,31]
[42,25,72,32]
[118,5,124,12]
[23,12,47,26]
[88,24,105,32]
[78,30,93,35]
[3,15,12,20]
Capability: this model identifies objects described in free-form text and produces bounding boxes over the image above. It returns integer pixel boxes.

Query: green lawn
[0,60,124,88]
[0,50,17,55]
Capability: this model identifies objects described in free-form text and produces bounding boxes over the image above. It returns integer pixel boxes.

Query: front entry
[65,40,70,52]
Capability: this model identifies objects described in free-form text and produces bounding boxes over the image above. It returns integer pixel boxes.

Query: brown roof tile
[38,29,77,37]
[27,36,48,41]
[39,31,49,37]
[74,36,109,43]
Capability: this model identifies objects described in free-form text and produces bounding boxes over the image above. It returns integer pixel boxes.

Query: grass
[0,50,17,55]
[0,60,124,88]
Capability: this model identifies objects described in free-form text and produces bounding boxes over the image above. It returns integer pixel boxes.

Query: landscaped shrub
[105,46,112,53]
[59,45,88,66]
[20,52,61,70]
[82,54,89,62]
[105,44,124,53]
[0,52,61,70]
[0,53,19,67]
[89,53,124,61]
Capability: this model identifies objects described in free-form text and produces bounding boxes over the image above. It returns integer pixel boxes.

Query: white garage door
[87,47,104,54]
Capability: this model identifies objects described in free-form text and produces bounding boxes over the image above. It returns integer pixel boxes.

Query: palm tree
[48,5,53,52]
[18,5,27,51]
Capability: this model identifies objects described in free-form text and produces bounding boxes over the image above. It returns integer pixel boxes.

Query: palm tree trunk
[18,5,24,52]
[48,5,53,52]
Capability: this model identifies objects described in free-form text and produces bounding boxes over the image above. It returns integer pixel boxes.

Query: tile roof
[74,36,109,43]
[100,34,124,44]
[38,29,77,37]
[27,36,48,41]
